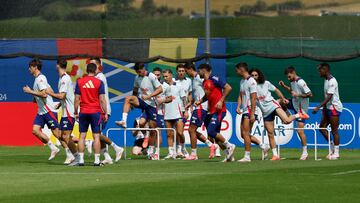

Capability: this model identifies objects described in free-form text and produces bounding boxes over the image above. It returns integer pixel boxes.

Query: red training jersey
[75,76,105,114]
[203,74,227,114]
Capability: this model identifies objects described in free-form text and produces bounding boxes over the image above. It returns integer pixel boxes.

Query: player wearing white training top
[161,69,188,159]
[91,58,124,164]
[115,63,163,159]
[174,64,190,158]
[23,58,64,161]
[279,66,313,160]
[45,59,78,164]
[250,68,310,161]
[312,63,342,160]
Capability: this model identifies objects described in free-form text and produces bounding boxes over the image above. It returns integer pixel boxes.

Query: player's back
[75,76,104,114]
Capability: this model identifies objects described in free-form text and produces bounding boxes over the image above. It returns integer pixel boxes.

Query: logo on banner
[183,109,232,144]
[235,111,294,145]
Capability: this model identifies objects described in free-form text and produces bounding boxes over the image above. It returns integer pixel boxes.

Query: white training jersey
[156,82,166,115]
[191,74,208,111]
[33,74,56,115]
[95,72,111,115]
[163,82,186,120]
[256,81,281,117]
[133,72,162,108]
[290,77,311,113]
[58,73,75,118]
[324,76,343,112]
[240,76,257,114]
[174,77,191,112]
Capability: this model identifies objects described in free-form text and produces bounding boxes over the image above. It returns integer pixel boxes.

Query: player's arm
[221,83,232,104]
[23,86,47,98]
[312,93,332,114]
[295,80,313,98]
[99,94,108,116]
[236,94,242,114]
[47,90,66,100]
[250,92,257,117]
[274,88,286,101]
[74,94,80,117]
[278,80,292,93]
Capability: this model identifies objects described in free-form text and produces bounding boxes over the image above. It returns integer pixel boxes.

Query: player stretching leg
[115,63,163,159]
[174,64,191,158]
[74,63,108,166]
[91,58,124,164]
[197,64,235,162]
[23,58,64,161]
[279,66,313,160]
[184,63,217,160]
[161,69,188,160]
[46,59,78,164]
[312,63,342,160]
[250,68,309,161]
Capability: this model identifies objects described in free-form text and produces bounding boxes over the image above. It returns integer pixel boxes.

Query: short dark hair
[29,58,42,71]
[163,69,173,74]
[250,68,266,84]
[57,59,67,69]
[198,63,212,72]
[90,57,101,65]
[86,63,97,74]
[284,66,296,75]
[153,67,162,72]
[176,64,185,70]
[235,62,248,71]
[134,63,145,71]
[184,62,196,71]
[318,62,330,71]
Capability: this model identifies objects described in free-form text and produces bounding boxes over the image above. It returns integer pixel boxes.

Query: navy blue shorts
[137,97,157,121]
[263,111,277,122]
[156,114,165,128]
[59,117,75,131]
[190,109,207,127]
[323,108,341,118]
[286,99,306,123]
[33,112,59,130]
[241,113,258,122]
[204,112,226,138]
[79,112,102,133]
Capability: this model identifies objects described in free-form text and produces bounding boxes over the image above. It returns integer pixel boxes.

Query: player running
[23,58,69,161]
[45,59,78,164]
[279,66,313,160]
[196,63,235,162]
[184,63,218,160]
[91,58,124,164]
[312,63,342,160]
[74,63,108,166]
[250,68,310,161]
[174,64,190,158]
[161,69,188,159]
[115,63,163,159]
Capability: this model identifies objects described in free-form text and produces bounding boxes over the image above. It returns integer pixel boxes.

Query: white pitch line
[332,170,360,176]
[0,172,230,176]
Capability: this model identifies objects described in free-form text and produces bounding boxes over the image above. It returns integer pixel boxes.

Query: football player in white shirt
[184,63,217,160]
[91,58,124,164]
[250,69,310,161]
[235,62,258,162]
[115,63,163,159]
[279,66,313,160]
[45,59,78,164]
[161,69,188,159]
[312,63,342,160]
[23,58,64,161]
[174,64,190,158]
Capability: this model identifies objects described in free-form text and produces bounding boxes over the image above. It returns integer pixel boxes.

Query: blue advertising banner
[105,102,359,149]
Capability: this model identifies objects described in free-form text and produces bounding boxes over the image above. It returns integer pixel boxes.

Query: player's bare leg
[115,96,140,128]
[146,120,158,160]
[297,122,308,160]
[176,120,188,158]
[164,120,176,159]
[32,125,59,160]
[329,116,340,159]
[275,108,309,124]
[100,135,124,164]
[77,132,87,166]
[238,118,252,162]
[264,121,279,161]
[62,130,77,164]
[93,132,101,166]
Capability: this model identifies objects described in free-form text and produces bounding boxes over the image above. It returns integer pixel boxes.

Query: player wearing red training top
[74,63,108,166]
[195,64,236,162]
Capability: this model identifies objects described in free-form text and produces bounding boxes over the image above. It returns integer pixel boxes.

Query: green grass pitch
[0,146,359,203]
